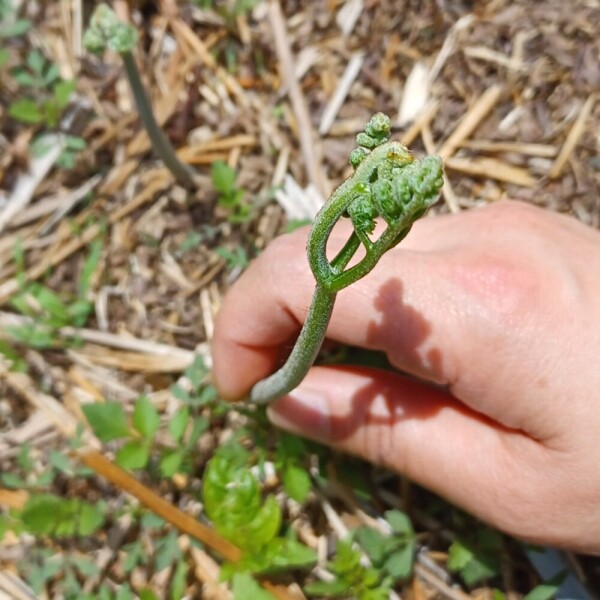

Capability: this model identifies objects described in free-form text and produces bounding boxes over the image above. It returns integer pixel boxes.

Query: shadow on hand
[279,278,452,448]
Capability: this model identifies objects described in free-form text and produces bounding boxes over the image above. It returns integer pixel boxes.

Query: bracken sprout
[250,113,444,404]
[83,4,197,188]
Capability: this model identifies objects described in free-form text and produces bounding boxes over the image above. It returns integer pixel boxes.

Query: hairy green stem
[121,53,196,189]
[250,285,335,404]
[250,233,360,404]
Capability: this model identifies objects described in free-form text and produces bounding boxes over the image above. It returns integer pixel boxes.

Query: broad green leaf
[122,541,146,573]
[0,18,30,37]
[263,536,317,572]
[48,450,72,474]
[64,135,87,150]
[184,354,207,388]
[66,299,93,327]
[31,135,54,157]
[20,494,105,537]
[56,150,76,169]
[116,439,150,470]
[17,443,34,472]
[26,50,45,74]
[9,99,43,123]
[384,544,413,580]
[447,539,473,571]
[12,69,36,87]
[232,573,276,600]
[71,555,101,577]
[211,160,237,195]
[159,450,185,477]
[523,572,566,600]
[6,324,56,348]
[141,512,165,529]
[79,239,102,297]
[31,284,70,322]
[21,494,68,535]
[186,416,208,448]
[42,64,60,87]
[283,463,311,503]
[170,559,187,600]
[354,526,389,565]
[168,406,189,443]
[82,401,130,441]
[52,79,75,107]
[155,530,182,571]
[303,577,350,597]
[1,472,25,489]
[0,340,27,372]
[385,509,413,536]
[115,585,135,600]
[133,395,160,438]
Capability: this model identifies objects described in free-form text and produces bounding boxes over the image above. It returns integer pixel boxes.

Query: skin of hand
[212,200,600,555]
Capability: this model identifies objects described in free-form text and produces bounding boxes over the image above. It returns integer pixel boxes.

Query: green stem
[121,52,196,189]
[250,284,335,404]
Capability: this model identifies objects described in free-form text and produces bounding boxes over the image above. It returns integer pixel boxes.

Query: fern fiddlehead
[250,113,444,404]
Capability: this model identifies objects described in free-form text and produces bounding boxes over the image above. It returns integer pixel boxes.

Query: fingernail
[267,385,331,441]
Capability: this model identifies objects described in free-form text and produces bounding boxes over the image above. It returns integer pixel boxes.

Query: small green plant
[274,432,312,503]
[31,133,88,169]
[211,160,251,222]
[7,239,102,348]
[82,356,220,477]
[304,539,393,599]
[1,493,105,540]
[0,0,31,38]
[83,4,196,188]
[201,448,316,581]
[447,529,502,586]
[250,113,444,403]
[354,510,416,582]
[193,0,263,21]
[215,244,250,270]
[8,50,75,127]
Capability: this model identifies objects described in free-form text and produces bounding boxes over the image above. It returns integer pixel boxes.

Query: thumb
[267,365,539,530]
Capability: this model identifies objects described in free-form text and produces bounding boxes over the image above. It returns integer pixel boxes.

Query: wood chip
[445,156,537,187]
[548,93,597,179]
[319,52,364,135]
[398,61,430,127]
[438,85,503,160]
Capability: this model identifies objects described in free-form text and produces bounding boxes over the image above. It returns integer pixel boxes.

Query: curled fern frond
[83,4,137,55]
[250,114,444,404]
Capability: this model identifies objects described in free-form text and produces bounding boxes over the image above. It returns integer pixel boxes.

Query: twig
[0,134,62,233]
[445,156,536,186]
[414,563,473,600]
[0,170,171,303]
[39,173,102,235]
[548,94,596,179]
[267,0,329,199]
[0,311,204,364]
[319,52,364,135]
[438,84,503,160]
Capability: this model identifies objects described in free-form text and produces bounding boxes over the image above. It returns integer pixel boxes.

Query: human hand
[212,201,600,554]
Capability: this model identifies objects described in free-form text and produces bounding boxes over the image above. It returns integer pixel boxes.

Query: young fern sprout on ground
[83,4,197,188]
[250,113,444,404]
